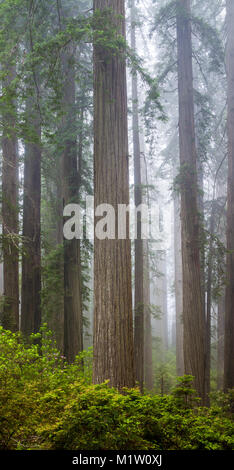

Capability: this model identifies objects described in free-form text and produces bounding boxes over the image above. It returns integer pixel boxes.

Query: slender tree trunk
[205,202,215,404]
[217,292,225,390]
[131,0,144,392]
[176,0,206,402]
[152,248,168,358]
[21,97,41,336]
[140,125,153,391]
[56,0,83,363]
[45,179,64,352]
[159,249,168,353]
[61,44,83,363]
[1,64,19,332]
[197,156,206,321]
[224,0,234,391]
[144,240,153,390]
[196,104,208,401]
[93,0,135,389]
[173,163,184,377]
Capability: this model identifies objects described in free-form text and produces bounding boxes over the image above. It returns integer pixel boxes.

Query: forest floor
[0,326,233,451]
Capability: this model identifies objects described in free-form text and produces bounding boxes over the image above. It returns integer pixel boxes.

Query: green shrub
[0,326,233,451]
[0,325,92,449]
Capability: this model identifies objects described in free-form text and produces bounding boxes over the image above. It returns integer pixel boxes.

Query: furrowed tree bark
[93,0,135,389]
[1,64,19,332]
[173,161,184,377]
[224,0,234,391]
[44,179,64,352]
[217,291,225,390]
[21,96,41,336]
[197,156,206,324]
[61,45,83,363]
[144,240,153,390]
[157,248,168,354]
[131,0,144,392]
[176,0,206,403]
[57,0,83,363]
[205,201,215,404]
[140,124,153,391]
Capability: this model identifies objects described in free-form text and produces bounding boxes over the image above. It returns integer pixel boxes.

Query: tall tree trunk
[131,0,144,392]
[93,0,135,389]
[224,0,234,391]
[194,64,206,325]
[217,291,225,390]
[144,240,153,390]
[197,156,206,321]
[173,162,184,377]
[195,99,208,400]
[44,179,64,352]
[176,0,206,402]
[21,97,41,336]
[205,201,215,404]
[1,64,19,332]
[152,248,168,358]
[61,44,83,363]
[159,249,168,353]
[140,129,153,391]
[57,0,83,363]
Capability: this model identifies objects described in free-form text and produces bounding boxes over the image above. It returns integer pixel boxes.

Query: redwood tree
[61,43,83,363]
[1,64,19,332]
[173,156,184,377]
[21,95,41,336]
[224,0,234,391]
[93,0,135,389]
[131,0,144,392]
[176,0,206,402]
[58,0,83,364]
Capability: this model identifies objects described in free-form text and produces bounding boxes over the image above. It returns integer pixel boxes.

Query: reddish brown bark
[21,98,41,336]
[1,65,19,332]
[61,45,83,364]
[131,0,144,392]
[176,0,206,403]
[173,160,184,377]
[217,292,225,390]
[224,0,234,391]
[93,0,135,389]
